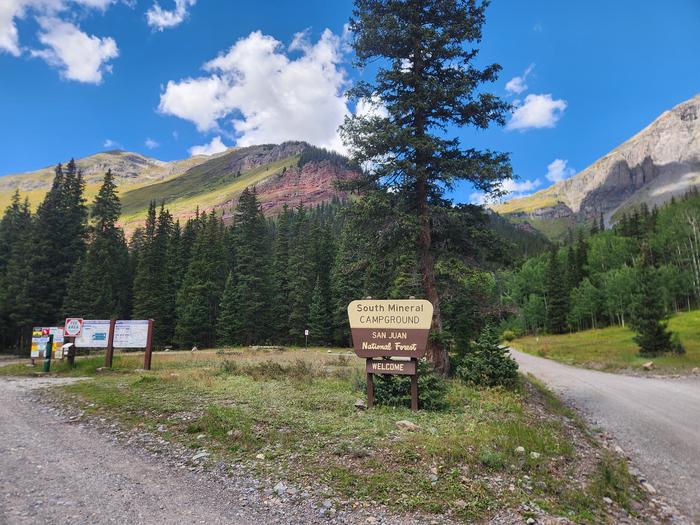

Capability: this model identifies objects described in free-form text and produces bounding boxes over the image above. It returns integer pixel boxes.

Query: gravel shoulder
[511,348,700,523]
[0,376,449,525]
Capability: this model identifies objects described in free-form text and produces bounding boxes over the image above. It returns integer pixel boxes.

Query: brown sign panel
[366,359,416,375]
[347,299,433,358]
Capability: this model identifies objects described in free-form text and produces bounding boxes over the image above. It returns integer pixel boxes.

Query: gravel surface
[0,376,455,525]
[511,349,700,523]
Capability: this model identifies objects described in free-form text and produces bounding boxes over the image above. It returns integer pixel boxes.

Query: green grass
[511,310,700,373]
[4,347,646,523]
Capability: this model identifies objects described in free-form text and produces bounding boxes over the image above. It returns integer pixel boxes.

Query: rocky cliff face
[218,159,355,219]
[494,93,700,228]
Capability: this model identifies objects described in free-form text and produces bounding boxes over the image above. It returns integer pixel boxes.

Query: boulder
[395,420,421,432]
[642,361,654,371]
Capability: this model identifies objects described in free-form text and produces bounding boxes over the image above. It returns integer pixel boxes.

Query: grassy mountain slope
[0,150,215,211]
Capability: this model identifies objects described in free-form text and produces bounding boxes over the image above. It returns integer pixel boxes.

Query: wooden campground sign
[348,299,433,411]
[347,299,433,358]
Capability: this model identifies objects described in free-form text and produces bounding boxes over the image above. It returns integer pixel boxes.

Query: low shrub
[671,333,686,354]
[501,330,516,342]
[456,325,519,388]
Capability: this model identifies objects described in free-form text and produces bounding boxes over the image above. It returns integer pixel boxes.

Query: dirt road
[510,349,700,523]
[0,377,438,525]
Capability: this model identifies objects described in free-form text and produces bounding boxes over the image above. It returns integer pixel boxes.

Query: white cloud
[146,0,196,31]
[103,138,121,148]
[145,137,159,149]
[188,135,228,156]
[31,17,118,83]
[505,63,534,95]
[545,158,576,182]
[507,93,567,131]
[159,29,350,151]
[470,178,542,205]
[0,0,114,57]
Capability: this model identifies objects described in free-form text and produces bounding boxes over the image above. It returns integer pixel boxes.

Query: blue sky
[1,0,699,204]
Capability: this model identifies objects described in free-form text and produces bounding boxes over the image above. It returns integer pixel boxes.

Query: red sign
[64,318,84,337]
[41,328,50,336]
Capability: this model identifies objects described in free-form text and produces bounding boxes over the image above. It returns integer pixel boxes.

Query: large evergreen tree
[545,247,569,334]
[0,192,33,350]
[175,211,227,348]
[631,244,673,356]
[30,160,88,324]
[219,188,271,345]
[63,170,131,319]
[340,0,512,373]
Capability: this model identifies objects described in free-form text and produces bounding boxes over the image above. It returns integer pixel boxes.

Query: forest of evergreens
[0,161,527,354]
[500,190,700,348]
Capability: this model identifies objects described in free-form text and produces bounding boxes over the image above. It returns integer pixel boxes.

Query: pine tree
[631,244,673,356]
[546,247,569,334]
[271,205,293,342]
[175,211,227,348]
[216,272,237,345]
[30,161,88,323]
[0,192,32,350]
[63,170,131,319]
[287,203,314,344]
[307,276,332,346]
[340,0,512,374]
[222,188,272,345]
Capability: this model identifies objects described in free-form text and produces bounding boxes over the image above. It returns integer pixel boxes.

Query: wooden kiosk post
[143,319,154,370]
[104,318,116,368]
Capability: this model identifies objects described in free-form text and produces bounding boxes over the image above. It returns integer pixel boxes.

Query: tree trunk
[418,208,448,375]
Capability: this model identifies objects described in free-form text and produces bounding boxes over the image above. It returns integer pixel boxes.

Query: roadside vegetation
[510,310,700,373]
[500,190,700,358]
[4,348,646,523]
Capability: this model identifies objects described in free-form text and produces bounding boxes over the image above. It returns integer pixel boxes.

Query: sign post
[347,299,433,412]
[144,319,154,370]
[304,329,309,351]
[42,333,54,373]
[104,318,116,368]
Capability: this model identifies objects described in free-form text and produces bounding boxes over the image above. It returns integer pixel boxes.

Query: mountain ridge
[0,142,359,233]
[493,93,700,237]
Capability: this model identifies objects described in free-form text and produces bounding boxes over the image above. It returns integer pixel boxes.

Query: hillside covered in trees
[0,160,545,354]
[500,189,700,337]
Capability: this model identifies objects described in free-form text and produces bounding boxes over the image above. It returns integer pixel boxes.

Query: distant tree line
[0,161,523,354]
[500,190,700,354]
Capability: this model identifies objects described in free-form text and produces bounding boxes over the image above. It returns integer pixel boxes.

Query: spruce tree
[308,276,332,346]
[287,203,314,344]
[223,188,271,345]
[0,192,32,350]
[175,211,227,348]
[631,244,673,356]
[63,170,131,319]
[31,161,88,323]
[340,0,512,373]
[546,247,569,334]
[216,272,237,345]
[271,205,293,342]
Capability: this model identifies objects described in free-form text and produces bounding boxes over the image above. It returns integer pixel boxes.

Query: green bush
[671,333,686,355]
[501,330,516,342]
[456,325,519,388]
[358,360,448,411]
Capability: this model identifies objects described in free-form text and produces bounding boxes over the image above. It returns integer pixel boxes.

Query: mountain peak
[494,92,700,238]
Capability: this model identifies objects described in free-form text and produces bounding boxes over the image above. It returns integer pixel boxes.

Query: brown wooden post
[105,318,116,368]
[366,359,374,409]
[143,319,154,370]
[410,358,419,412]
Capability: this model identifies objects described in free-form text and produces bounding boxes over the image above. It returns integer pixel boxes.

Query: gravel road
[510,349,700,523]
[0,376,445,525]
